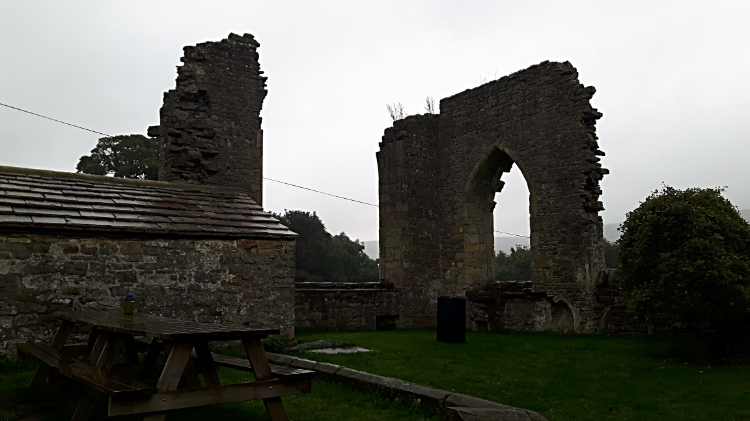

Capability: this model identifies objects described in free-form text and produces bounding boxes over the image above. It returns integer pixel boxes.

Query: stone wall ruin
[377,61,611,332]
[151,33,267,205]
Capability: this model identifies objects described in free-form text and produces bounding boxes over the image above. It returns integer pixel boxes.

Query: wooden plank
[139,338,163,380]
[241,338,272,380]
[141,340,194,421]
[242,337,290,421]
[54,311,279,340]
[70,388,98,421]
[62,344,89,357]
[50,319,75,349]
[30,319,74,387]
[122,335,139,363]
[108,379,310,416]
[210,353,314,381]
[194,342,221,387]
[17,343,142,395]
[88,332,109,366]
[263,398,290,421]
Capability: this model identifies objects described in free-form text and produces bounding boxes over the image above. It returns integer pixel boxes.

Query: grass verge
[0,356,436,421]
[290,329,750,421]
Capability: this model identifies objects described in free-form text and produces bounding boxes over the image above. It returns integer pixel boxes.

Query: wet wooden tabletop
[55,311,279,341]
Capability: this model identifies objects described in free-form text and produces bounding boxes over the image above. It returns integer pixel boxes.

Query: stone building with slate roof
[0,33,297,356]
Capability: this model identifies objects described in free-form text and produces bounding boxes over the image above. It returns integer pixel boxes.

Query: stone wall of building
[294,282,400,330]
[378,61,610,331]
[466,276,645,334]
[377,115,443,326]
[0,233,294,357]
[153,33,267,205]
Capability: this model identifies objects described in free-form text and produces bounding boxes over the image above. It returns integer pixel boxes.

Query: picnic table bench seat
[209,353,315,382]
[16,342,154,397]
[132,336,314,383]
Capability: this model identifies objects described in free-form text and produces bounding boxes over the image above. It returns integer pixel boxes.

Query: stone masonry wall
[377,115,442,326]
[378,61,610,332]
[294,282,400,330]
[0,233,294,357]
[153,33,267,205]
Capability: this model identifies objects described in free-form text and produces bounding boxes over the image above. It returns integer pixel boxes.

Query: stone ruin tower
[150,33,267,205]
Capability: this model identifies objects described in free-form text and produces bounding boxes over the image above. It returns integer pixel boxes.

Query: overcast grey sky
[1,1,749,243]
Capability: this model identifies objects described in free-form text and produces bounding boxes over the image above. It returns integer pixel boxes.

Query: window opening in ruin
[492,164,532,282]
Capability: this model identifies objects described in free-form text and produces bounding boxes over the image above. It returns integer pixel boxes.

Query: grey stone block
[311,362,341,381]
[444,393,514,410]
[267,352,295,366]
[382,377,451,410]
[289,357,317,370]
[441,407,548,421]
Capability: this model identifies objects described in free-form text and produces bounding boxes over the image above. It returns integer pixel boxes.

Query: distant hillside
[362,237,531,259]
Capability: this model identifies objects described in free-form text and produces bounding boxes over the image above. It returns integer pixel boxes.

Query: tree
[603,239,619,268]
[494,245,532,282]
[332,232,379,282]
[617,186,750,337]
[76,135,159,180]
[274,210,379,282]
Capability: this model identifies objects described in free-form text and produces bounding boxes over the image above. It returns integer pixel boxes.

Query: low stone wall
[0,233,295,357]
[294,282,400,330]
[467,279,645,334]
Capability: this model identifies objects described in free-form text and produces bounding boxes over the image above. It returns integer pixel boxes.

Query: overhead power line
[0,102,111,137]
[1,101,531,238]
[264,177,377,207]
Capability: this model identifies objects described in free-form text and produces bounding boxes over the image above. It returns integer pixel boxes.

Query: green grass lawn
[3,330,749,421]
[291,329,750,421]
[0,357,435,421]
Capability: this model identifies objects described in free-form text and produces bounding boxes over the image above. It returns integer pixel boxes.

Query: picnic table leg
[30,319,74,387]
[71,332,119,421]
[194,341,221,387]
[161,340,202,389]
[140,338,163,380]
[142,340,194,421]
[122,335,139,363]
[242,338,289,421]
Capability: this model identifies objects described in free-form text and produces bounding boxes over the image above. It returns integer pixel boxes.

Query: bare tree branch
[386,102,406,122]
[424,96,436,114]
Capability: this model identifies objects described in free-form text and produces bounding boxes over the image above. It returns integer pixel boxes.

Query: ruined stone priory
[377,61,612,332]
[0,33,633,358]
[0,34,295,357]
[297,63,634,334]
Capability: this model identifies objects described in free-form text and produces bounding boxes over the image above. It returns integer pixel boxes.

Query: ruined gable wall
[438,61,607,331]
[376,61,610,331]
[0,233,294,357]
[377,114,443,326]
[154,33,267,205]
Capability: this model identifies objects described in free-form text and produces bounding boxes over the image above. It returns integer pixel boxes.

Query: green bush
[603,238,619,268]
[617,186,750,336]
[494,245,531,281]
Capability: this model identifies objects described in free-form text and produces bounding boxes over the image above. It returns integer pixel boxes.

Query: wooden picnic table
[17,311,313,421]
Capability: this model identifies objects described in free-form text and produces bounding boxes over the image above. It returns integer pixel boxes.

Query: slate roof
[0,166,296,239]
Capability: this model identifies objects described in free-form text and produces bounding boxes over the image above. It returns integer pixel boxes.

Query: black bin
[437,296,466,343]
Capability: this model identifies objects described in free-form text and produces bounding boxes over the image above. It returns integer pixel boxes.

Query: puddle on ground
[291,339,372,354]
[308,346,372,354]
